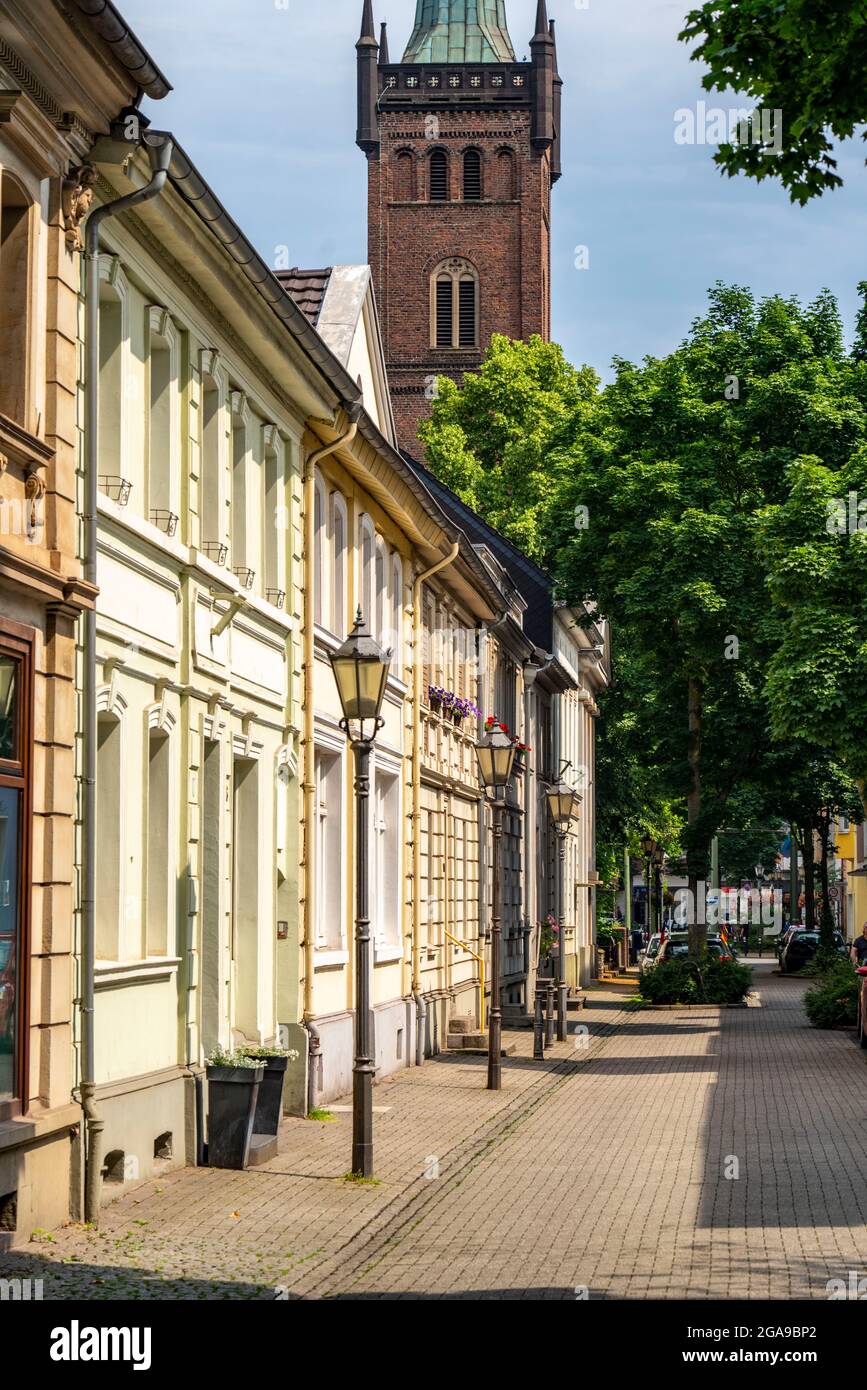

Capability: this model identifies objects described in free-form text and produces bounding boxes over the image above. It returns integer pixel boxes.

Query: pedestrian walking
[630,926,643,965]
[851,923,867,967]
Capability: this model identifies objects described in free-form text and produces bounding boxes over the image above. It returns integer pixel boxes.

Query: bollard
[545,978,555,1047]
[533,980,546,1059]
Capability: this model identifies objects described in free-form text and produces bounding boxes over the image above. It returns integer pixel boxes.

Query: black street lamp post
[329,609,391,1178]
[653,844,665,937]
[640,835,658,937]
[546,778,581,1041]
[475,727,516,1091]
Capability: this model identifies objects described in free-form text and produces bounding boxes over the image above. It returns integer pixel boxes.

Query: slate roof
[275,268,333,327]
[402,450,555,651]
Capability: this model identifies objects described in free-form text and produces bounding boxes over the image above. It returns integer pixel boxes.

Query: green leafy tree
[761,449,867,795]
[418,334,597,567]
[556,284,864,954]
[679,0,867,203]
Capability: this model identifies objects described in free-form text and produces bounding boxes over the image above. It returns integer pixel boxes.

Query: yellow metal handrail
[444,929,486,1033]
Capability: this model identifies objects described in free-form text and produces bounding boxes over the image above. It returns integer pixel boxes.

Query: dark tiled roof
[402,451,555,651]
[275,268,332,326]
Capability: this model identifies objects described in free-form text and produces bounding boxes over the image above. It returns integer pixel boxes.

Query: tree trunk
[686,676,706,958]
[800,824,816,932]
[817,812,834,949]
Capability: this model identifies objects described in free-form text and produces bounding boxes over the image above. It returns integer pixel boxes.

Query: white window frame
[330,490,348,636]
[313,727,347,961]
[372,751,403,960]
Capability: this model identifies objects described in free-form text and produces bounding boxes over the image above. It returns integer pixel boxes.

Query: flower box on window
[98,475,132,506]
[201,541,228,566]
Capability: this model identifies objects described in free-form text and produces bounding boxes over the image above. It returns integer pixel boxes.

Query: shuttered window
[429,151,448,201]
[463,150,482,200]
[436,278,453,347]
[431,259,479,349]
[458,279,476,347]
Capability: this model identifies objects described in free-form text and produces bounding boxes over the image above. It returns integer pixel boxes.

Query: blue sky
[123,0,867,380]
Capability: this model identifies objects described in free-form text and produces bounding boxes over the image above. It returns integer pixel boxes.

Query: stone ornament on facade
[24,471,46,530]
[61,162,97,252]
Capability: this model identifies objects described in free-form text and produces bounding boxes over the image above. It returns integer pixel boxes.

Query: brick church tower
[356,0,562,453]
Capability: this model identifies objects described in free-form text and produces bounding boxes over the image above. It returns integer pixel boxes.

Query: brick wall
[367,107,552,454]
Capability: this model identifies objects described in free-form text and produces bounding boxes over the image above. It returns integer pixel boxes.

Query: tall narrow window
[374,768,401,951]
[313,477,326,627]
[146,728,171,957]
[200,354,225,550]
[314,748,343,950]
[390,554,403,675]
[0,175,32,427]
[97,258,127,488]
[232,758,259,1035]
[331,493,347,636]
[435,277,453,348]
[230,392,250,574]
[429,150,448,201]
[0,629,31,1117]
[458,280,476,347]
[263,427,283,601]
[359,516,375,634]
[375,538,387,647]
[463,149,482,200]
[95,715,122,962]
[147,308,178,519]
[431,259,478,350]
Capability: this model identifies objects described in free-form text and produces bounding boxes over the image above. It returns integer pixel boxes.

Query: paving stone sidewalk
[5,960,867,1300]
[0,979,634,1299]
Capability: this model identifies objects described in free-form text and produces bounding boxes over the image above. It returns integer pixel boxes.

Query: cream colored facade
[77,121,376,1195]
[297,268,516,1099]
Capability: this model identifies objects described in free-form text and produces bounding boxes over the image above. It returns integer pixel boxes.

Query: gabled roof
[276,268,333,326]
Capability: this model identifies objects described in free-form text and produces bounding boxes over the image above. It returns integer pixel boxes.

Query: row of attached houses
[0,0,608,1247]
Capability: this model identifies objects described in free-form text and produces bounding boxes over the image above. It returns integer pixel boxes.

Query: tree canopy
[679,0,867,203]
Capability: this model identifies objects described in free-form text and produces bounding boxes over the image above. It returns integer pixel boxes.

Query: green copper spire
[402,0,516,64]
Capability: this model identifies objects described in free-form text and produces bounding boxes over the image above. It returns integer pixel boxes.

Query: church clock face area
[356,0,561,452]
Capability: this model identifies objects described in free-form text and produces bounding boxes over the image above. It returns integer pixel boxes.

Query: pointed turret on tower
[356,0,379,155]
[529,0,554,151]
[550,18,562,183]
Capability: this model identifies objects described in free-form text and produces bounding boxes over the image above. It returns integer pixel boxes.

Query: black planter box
[206,1063,263,1169]
[244,1054,288,1137]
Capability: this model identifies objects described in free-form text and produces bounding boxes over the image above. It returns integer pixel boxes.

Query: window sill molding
[374,946,403,966]
[94,956,183,990]
[314,948,349,971]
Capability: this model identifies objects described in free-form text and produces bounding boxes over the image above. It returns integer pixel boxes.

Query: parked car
[779,929,847,975]
[776,928,796,963]
[655,935,736,965]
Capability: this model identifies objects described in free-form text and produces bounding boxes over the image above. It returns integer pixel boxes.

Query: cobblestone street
[4,960,866,1301]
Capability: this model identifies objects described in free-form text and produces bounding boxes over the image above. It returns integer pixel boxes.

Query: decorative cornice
[0,40,92,150]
